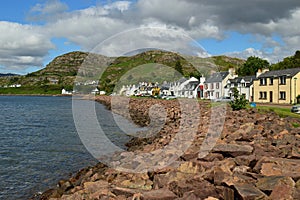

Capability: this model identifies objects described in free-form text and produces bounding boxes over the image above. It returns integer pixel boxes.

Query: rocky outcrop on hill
[38,96,300,200]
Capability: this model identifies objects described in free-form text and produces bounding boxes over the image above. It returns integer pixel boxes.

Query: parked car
[212,96,232,102]
[291,104,300,113]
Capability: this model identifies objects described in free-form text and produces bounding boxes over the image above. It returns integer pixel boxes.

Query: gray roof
[205,71,229,83]
[259,68,300,78]
[226,75,256,88]
[228,75,256,84]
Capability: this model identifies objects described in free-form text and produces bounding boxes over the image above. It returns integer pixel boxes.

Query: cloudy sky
[0,0,300,74]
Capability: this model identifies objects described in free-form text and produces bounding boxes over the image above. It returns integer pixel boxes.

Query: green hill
[0,50,245,95]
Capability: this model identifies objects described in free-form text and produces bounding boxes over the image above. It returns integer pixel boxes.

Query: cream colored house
[253,68,300,104]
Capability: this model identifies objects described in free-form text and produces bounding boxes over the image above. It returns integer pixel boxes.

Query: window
[210,83,214,89]
[279,76,286,85]
[205,84,208,89]
[216,83,219,89]
[279,91,286,100]
[269,77,273,85]
[259,92,267,99]
[260,78,267,85]
[216,92,219,98]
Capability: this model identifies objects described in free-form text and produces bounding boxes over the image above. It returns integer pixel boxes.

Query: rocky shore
[37,96,300,200]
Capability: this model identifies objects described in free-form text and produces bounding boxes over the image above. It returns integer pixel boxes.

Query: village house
[119,82,159,96]
[253,68,300,104]
[224,75,256,101]
[204,68,237,100]
[61,88,72,95]
[166,77,203,98]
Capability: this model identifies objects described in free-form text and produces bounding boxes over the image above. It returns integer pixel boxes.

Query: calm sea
[0,96,131,200]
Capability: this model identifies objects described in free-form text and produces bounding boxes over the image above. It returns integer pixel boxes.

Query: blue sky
[0,0,299,74]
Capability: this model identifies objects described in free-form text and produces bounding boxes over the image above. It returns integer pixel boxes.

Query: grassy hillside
[0,50,245,94]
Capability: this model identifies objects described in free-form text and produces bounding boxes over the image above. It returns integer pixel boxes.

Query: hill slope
[0,50,245,94]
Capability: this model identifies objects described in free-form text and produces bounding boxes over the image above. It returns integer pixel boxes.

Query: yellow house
[253,68,300,104]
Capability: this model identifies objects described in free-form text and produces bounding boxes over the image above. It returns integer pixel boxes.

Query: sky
[0,0,300,74]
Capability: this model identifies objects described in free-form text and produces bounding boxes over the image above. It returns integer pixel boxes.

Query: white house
[61,88,72,95]
[91,88,100,95]
[204,68,237,100]
[224,76,256,101]
[119,85,138,96]
[169,77,187,97]
[177,77,200,98]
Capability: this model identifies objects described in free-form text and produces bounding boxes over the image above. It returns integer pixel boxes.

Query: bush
[229,87,248,110]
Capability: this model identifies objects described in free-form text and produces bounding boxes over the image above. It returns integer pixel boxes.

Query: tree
[229,87,248,111]
[175,60,183,74]
[237,56,269,76]
[270,50,300,70]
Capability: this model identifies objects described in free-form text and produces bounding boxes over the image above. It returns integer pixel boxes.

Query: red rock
[257,158,300,178]
[141,188,177,200]
[269,177,295,200]
[234,183,267,200]
[213,144,253,157]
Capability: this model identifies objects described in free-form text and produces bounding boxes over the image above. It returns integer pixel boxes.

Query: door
[270,91,273,103]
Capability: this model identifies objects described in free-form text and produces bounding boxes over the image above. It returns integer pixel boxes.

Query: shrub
[229,87,248,110]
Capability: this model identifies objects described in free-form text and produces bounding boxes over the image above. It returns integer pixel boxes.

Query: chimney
[256,68,269,77]
[256,69,262,77]
[228,68,235,76]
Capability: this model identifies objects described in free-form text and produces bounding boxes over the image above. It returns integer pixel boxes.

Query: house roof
[205,71,229,83]
[228,75,256,84]
[225,75,256,88]
[259,68,300,78]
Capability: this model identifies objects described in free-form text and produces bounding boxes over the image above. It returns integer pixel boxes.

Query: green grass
[292,122,300,128]
[257,106,300,118]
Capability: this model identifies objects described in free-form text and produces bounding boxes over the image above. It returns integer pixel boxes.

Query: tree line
[236,50,300,76]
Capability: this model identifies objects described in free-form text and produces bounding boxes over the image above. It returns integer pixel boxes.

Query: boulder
[213,144,253,157]
[234,183,267,200]
[255,157,300,178]
[141,188,177,200]
[269,177,295,200]
[256,176,287,191]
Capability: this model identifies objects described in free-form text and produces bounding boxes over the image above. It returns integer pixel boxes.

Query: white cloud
[0,21,54,73]
[28,0,68,22]
[1,0,300,73]
[104,1,132,12]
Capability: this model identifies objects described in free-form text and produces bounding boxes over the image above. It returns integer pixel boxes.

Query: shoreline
[0,93,71,97]
[36,96,300,200]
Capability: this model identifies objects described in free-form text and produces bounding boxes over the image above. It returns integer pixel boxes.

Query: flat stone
[213,144,253,157]
[256,176,286,191]
[269,177,295,200]
[234,183,266,200]
[141,188,177,200]
[83,180,109,193]
[257,158,300,178]
[177,161,200,174]
[112,187,141,197]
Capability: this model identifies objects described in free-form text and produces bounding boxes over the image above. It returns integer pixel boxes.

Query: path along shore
[36,96,300,200]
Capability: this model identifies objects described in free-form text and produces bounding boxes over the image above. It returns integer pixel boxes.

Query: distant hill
[0,50,245,94]
[0,73,19,77]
